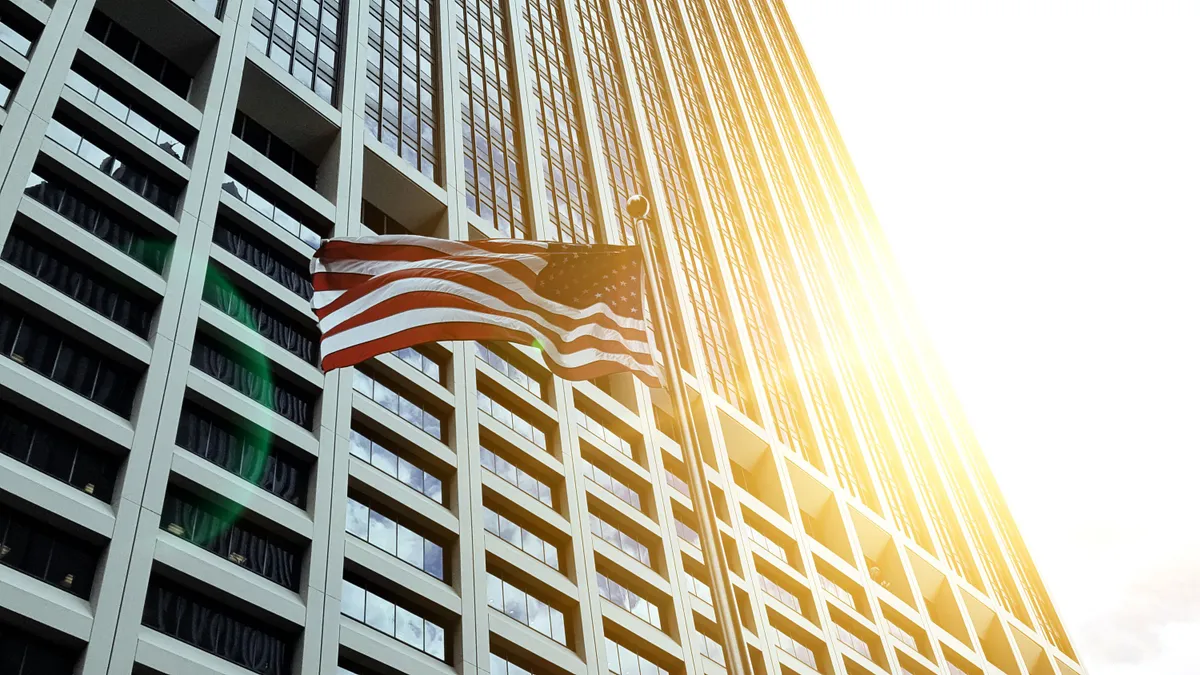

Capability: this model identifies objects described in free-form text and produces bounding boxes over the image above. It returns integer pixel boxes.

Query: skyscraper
[0,0,1084,673]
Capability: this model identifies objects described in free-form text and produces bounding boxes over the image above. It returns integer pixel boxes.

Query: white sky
[783,2,1200,674]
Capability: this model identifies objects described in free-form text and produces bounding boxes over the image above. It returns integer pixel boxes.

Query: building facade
[0,0,1085,674]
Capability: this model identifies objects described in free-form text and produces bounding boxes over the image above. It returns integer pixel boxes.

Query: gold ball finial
[625,194,650,220]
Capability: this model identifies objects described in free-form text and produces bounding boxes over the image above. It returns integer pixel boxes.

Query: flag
[310,235,662,387]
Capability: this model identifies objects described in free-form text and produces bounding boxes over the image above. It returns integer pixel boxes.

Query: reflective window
[486,571,566,644]
[683,571,712,605]
[392,345,443,383]
[2,228,156,338]
[0,301,140,417]
[476,343,543,399]
[364,0,437,179]
[596,571,660,628]
[665,469,689,497]
[43,118,180,215]
[349,428,443,503]
[192,335,315,429]
[483,506,558,570]
[520,0,597,242]
[248,0,342,104]
[604,638,668,675]
[221,172,323,249]
[696,631,725,665]
[744,522,788,561]
[615,0,751,412]
[674,518,700,548]
[0,408,118,502]
[176,403,309,507]
[63,69,189,160]
[489,653,535,675]
[341,578,447,661]
[162,490,302,589]
[818,573,856,609]
[757,573,802,613]
[85,13,191,98]
[346,496,444,580]
[353,369,445,441]
[578,458,639,510]
[576,409,632,458]
[588,512,649,567]
[457,0,527,236]
[479,445,553,507]
[232,111,318,185]
[477,391,546,449]
[776,628,819,669]
[886,619,919,651]
[834,623,872,659]
[0,504,99,599]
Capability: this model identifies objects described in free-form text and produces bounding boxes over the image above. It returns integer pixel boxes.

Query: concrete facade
[0,0,1084,675]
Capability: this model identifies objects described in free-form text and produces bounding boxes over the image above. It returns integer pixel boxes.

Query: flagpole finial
[626,194,650,220]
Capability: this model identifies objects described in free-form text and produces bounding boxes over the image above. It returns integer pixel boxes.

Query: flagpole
[627,195,751,675]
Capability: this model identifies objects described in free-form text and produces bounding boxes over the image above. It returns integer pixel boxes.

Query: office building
[0,0,1085,674]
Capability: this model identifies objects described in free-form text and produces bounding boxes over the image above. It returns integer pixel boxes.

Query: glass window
[487,572,566,644]
[346,497,444,580]
[248,0,342,102]
[354,371,446,441]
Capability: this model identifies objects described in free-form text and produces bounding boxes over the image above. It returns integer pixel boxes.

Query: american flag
[310,235,662,387]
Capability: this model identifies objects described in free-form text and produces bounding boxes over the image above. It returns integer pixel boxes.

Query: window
[578,458,639,510]
[193,0,224,18]
[248,0,343,104]
[349,428,443,503]
[479,445,553,507]
[664,469,689,497]
[192,335,315,429]
[478,391,547,450]
[0,623,78,675]
[341,577,447,661]
[24,171,170,273]
[521,0,599,243]
[63,68,190,160]
[84,13,191,97]
[696,631,725,665]
[0,505,99,599]
[212,217,313,300]
[833,623,871,659]
[393,346,443,383]
[0,301,140,416]
[596,572,661,628]
[490,653,537,675]
[232,112,318,186]
[675,517,700,548]
[483,506,559,569]
[577,408,632,458]
[44,118,181,215]
[3,228,156,337]
[143,577,292,675]
[588,512,649,567]
[776,628,818,669]
[457,0,527,236]
[202,270,317,364]
[0,75,13,110]
[683,571,712,605]
[757,573,802,613]
[345,496,444,580]
[0,8,38,57]
[362,201,414,235]
[604,638,668,675]
[364,0,438,180]
[476,343,543,398]
[176,403,310,507]
[0,407,119,502]
[818,574,855,609]
[744,522,788,562]
[353,369,445,441]
[486,570,566,644]
[161,490,302,589]
[886,619,919,651]
[221,172,323,249]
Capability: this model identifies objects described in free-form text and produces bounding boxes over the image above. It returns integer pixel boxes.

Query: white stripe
[323,307,658,378]
[315,258,647,331]
[321,275,651,354]
[312,252,549,283]
[311,236,550,276]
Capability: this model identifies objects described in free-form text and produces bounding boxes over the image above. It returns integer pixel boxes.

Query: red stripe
[542,356,662,388]
[323,292,654,365]
[314,252,541,291]
[315,266,645,338]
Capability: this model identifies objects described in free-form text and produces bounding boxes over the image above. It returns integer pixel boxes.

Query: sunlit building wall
[0,0,1083,674]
